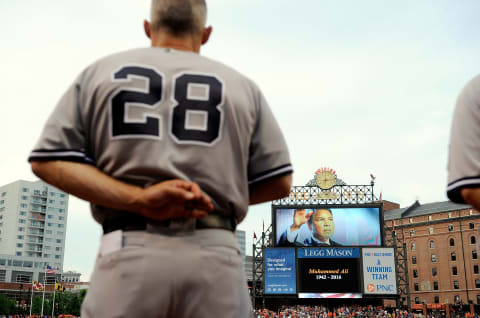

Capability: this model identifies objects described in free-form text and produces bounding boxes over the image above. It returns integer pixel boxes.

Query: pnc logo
[367,284,375,292]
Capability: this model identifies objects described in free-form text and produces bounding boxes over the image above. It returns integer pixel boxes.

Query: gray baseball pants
[81,228,252,317]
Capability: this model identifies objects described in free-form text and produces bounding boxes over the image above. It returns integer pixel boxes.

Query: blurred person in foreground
[447,74,480,250]
[28,0,292,317]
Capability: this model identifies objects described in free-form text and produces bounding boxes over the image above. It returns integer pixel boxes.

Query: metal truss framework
[252,224,273,309]
[272,184,377,206]
[384,226,411,308]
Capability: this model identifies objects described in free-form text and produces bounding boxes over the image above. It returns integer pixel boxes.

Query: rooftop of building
[384,200,471,220]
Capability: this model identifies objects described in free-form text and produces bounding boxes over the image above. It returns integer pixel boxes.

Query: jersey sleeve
[247,87,293,187]
[28,73,94,165]
[447,75,480,203]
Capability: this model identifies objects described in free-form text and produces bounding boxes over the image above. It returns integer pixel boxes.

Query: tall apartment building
[384,200,479,306]
[236,229,247,270]
[0,180,68,283]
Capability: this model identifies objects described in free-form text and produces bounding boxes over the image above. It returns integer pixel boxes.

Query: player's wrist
[127,187,148,215]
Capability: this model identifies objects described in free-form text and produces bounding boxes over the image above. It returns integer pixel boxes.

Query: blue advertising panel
[264,248,296,294]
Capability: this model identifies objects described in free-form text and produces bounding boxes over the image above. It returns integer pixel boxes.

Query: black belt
[102,213,236,234]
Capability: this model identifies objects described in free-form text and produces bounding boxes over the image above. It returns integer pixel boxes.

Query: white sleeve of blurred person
[447,74,480,210]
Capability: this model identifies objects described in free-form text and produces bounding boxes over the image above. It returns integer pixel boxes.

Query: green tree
[31,295,44,315]
[0,294,16,315]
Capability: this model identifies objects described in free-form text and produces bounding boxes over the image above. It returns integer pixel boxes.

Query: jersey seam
[248,164,293,185]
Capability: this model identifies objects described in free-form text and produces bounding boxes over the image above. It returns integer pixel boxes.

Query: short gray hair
[150,0,207,35]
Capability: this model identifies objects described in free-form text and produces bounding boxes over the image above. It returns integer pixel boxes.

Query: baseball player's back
[30,47,292,225]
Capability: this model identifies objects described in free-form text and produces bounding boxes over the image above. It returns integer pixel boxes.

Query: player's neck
[150,32,201,53]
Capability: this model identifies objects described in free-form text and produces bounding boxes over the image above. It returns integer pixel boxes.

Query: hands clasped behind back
[137,179,214,221]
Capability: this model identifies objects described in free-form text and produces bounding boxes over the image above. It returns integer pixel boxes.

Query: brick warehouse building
[384,200,480,306]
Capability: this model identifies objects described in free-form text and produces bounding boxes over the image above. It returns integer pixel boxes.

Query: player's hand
[290,209,312,231]
[137,180,214,221]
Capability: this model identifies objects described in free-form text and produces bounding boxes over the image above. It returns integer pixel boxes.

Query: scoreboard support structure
[252,223,273,309]
[385,226,411,308]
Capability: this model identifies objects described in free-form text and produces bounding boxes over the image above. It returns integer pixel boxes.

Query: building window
[472,236,477,244]
[409,218,413,224]
[453,266,458,275]
[450,238,455,246]
[1,192,6,197]
[470,222,475,229]
[20,203,27,208]
[429,215,432,221]
[431,254,437,263]
[16,252,22,256]
[16,274,31,283]
[448,224,454,231]
[474,250,478,260]
[414,283,419,291]
[476,279,480,288]
[55,247,61,251]
[434,296,439,303]
[449,212,453,218]
[474,265,479,274]
[413,269,418,278]
[430,240,435,249]
[17,235,24,240]
[451,252,457,261]
[412,256,417,264]
[415,297,420,304]
[56,239,62,243]
[21,196,28,200]
[19,211,26,216]
[453,295,460,303]
[429,227,434,234]
[410,229,415,237]
[18,227,24,232]
[411,242,416,251]
[477,295,480,304]
[16,243,23,248]
[434,281,438,290]
[454,281,460,289]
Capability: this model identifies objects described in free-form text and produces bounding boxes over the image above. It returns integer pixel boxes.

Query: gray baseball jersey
[29,47,293,224]
[447,74,480,203]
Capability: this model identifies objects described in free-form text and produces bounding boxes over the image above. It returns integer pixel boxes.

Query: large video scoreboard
[265,203,396,298]
[264,247,397,298]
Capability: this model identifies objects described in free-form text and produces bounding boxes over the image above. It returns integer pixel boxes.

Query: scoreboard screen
[274,205,383,247]
[297,248,361,293]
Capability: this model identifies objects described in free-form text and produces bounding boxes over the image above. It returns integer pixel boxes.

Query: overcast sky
[2,0,480,281]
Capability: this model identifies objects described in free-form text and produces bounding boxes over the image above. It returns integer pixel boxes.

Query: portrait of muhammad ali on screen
[275,207,381,247]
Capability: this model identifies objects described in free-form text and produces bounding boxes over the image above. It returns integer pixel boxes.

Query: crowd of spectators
[253,305,477,318]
